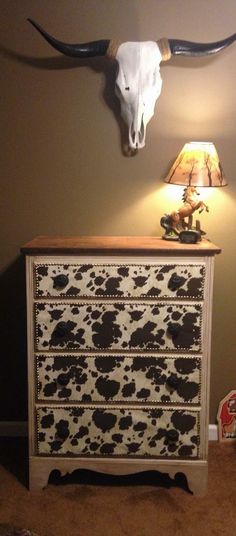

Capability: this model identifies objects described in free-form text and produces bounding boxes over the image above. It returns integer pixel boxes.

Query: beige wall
[0,0,235,423]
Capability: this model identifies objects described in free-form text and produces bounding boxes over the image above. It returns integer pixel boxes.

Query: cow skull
[28,19,236,150]
[115,41,163,149]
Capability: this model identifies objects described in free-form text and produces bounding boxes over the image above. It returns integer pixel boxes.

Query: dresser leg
[183,465,208,496]
[29,457,51,491]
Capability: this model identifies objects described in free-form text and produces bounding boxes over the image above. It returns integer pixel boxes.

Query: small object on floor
[217,390,236,441]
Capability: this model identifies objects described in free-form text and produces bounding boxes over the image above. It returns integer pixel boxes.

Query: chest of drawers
[21,236,220,494]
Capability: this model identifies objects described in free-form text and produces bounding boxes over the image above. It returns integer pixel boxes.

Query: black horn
[169,33,236,56]
[28,19,110,58]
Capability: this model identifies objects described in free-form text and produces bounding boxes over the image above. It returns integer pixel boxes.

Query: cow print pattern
[34,262,205,299]
[37,406,200,458]
[36,354,201,404]
[35,301,202,352]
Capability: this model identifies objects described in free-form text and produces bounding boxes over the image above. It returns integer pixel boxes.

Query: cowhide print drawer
[35,301,202,352]
[34,261,205,299]
[36,406,200,458]
[36,355,201,405]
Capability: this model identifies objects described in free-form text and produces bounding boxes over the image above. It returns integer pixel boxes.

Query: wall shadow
[0,44,131,156]
[0,255,27,421]
[0,437,28,488]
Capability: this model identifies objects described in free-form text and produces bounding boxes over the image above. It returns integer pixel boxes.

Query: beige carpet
[0,439,236,536]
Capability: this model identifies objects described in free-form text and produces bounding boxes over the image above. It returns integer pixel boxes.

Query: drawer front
[36,354,201,404]
[35,302,202,352]
[36,406,200,458]
[34,262,205,299]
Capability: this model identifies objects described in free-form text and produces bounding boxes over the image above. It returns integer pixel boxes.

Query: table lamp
[160,141,227,243]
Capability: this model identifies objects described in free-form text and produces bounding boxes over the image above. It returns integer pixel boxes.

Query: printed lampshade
[165,141,227,187]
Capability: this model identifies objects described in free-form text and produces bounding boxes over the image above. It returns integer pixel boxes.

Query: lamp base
[161,228,201,243]
[161,230,180,241]
[160,215,203,243]
[179,229,201,244]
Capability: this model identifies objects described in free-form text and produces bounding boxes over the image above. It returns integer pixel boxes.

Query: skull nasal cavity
[139,117,145,143]
[131,114,145,147]
[131,129,136,144]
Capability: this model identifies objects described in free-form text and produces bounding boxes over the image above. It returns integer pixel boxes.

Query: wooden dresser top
[21,236,221,256]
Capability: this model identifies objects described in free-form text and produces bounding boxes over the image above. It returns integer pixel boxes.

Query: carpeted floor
[0,438,235,536]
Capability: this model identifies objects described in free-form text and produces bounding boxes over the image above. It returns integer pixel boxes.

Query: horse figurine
[160,186,209,240]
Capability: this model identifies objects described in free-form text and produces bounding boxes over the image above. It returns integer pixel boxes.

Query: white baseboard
[0,421,218,440]
[208,424,218,441]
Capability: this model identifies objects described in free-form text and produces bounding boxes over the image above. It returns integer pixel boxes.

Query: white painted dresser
[21,236,220,494]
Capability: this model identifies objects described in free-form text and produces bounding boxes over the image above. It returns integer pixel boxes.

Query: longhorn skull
[28,19,236,150]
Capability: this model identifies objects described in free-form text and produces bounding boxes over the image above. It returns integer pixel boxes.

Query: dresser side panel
[26,256,37,456]
[199,256,215,459]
